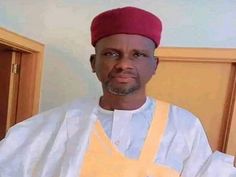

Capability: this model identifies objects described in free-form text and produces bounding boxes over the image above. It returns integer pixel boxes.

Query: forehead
[95,34,156,51]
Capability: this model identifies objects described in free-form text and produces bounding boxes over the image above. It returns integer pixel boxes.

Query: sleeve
[181,119,236,177]
[196,151,236,177]
[0,106,68,177]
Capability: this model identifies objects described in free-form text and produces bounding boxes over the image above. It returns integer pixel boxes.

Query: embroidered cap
[90,6,162,47]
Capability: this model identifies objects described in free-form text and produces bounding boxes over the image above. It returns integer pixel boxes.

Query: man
[0,6,235,177]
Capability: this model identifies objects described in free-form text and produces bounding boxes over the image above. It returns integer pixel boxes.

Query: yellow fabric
[79,101,180,177]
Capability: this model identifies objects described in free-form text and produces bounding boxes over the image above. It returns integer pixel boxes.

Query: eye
[133,52,147,59]
[103,51,119,58]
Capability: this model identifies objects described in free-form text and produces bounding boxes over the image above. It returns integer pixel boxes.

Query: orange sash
[80,101,180,177]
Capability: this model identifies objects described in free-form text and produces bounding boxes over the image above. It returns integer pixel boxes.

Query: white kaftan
[0,97,235,177]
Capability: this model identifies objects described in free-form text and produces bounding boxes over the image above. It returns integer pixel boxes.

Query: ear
[90,54,96,73]
[153,56,159,74]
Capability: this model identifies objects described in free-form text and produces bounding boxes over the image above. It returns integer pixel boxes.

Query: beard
[104,70,141,96]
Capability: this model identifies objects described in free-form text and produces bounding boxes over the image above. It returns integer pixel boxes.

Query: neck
[99,92,147,110]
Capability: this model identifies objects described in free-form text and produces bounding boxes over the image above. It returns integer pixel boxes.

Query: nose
[114,55,133,71]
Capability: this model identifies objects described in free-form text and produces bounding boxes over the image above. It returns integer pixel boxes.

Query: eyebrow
[101,48,119,51]
[100,48,151,53]
[133,49,151,53]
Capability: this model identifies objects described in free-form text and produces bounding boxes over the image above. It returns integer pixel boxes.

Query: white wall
[0,0,235,111]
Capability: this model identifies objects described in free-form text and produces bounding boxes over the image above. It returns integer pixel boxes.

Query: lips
[108,70,137,83]
[110,73,136,83]
[112,76,134,83]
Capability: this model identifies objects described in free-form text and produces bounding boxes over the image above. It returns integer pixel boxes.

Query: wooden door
[0,27,44,140]
[0,47,21,139]
[147,47,236,155]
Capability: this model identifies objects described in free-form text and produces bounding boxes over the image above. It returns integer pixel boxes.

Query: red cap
[91,6,162,47]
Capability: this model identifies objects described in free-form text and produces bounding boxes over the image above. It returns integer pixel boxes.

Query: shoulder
[152,98,200,129]
[17,97,98,124]
[169,104,201,130]
[1,97,99,144]
[153,98,205,146]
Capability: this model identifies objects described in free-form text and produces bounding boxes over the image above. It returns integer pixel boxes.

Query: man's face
[91,34,158,96]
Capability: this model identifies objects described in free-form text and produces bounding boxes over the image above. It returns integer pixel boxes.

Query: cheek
[138,61,156,81]
[95,60,113,80]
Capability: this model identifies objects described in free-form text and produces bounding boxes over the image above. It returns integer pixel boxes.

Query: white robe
[0,97,235,177]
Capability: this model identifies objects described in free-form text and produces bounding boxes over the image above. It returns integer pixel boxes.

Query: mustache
[108,69,137,78]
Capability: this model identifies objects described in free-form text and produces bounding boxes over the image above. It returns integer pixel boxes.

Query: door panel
[0,49,21,139]
[0,50,13,139]
[16,53,37,123]
[147,47,236,154]
[6,52,21,130]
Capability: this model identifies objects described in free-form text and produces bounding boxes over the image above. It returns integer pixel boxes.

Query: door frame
[0,27,44,129]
